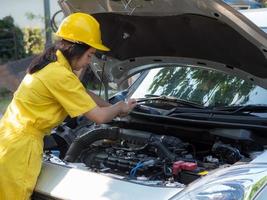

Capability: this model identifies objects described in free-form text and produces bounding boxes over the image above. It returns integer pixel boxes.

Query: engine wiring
[130,161,143,178]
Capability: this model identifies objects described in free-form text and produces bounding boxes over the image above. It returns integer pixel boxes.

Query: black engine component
[64,125,197,180]
[64,126,184,163]
[212,142,243,164]
[210,129,254,141]
[64,126,120,162]
[81,146,158,174]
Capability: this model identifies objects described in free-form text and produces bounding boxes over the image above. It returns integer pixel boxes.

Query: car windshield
[130,66,267,107]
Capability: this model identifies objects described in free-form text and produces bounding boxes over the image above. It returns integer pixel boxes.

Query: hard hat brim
[90,43,110,52]
[55,34,110,51]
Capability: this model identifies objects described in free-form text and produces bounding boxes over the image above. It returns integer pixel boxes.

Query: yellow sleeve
[44,71,97,118]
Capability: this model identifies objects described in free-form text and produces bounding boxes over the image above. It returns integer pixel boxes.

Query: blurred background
[0,0,62,115]
[0,0,267,115]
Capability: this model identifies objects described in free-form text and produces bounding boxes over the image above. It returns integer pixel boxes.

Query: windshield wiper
[213,104,267,114]
[136,94,204,109]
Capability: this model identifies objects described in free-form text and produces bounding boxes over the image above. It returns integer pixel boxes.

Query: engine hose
[119,128,152,145]
[64,127,120,162]
[64,126,176,163]
[149,138,177,161]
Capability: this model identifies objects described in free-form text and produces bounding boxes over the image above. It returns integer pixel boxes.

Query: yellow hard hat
[56,12,110,51]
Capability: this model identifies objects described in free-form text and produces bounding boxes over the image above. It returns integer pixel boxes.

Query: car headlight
[170,164,267,200]
[171,180,246,200]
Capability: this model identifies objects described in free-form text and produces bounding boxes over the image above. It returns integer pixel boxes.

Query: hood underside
[59,0,267,86]
[94,13,266,76]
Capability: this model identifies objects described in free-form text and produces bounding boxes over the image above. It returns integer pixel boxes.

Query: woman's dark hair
[27,39,90,74]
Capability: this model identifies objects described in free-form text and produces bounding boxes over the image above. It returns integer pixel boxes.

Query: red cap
[181,162,197,171]
[172,161,197,175]
[172,161,184,175]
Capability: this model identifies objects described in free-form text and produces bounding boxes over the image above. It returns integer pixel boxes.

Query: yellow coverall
[0,50,97,200]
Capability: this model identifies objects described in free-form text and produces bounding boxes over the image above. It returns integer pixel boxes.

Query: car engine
[44,117,263,186]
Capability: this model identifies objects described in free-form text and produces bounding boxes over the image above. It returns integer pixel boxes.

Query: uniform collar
[56,50,72,71]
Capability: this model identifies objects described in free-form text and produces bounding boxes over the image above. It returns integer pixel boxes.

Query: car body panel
[35,154,267,200]
[170,162,267,200]
[35,162,182,200]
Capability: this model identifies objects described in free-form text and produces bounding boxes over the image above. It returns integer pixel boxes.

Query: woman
[0,13,136,200]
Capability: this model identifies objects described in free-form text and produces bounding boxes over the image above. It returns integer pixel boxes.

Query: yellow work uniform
[0,50,97,200]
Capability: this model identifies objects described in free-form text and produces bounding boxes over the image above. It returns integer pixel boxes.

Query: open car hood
[58,0,267,88]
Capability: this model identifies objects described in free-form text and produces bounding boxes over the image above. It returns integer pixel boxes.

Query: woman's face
[71,47,96,71]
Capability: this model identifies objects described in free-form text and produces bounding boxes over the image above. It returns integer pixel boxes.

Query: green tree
[24,12,49,55]
[23,28,44,55]
[0,16,26,63]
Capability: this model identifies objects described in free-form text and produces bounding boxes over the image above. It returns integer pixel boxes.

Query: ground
[0,56,35,117]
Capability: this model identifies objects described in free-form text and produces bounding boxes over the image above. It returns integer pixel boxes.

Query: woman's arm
[84,99,136,124]
[72,69,109,107]
[87,90,111,107]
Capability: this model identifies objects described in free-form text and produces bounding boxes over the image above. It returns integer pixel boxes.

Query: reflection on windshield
[131,66,267,107]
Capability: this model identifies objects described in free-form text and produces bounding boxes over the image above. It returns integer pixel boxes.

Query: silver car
[33,0,267,199]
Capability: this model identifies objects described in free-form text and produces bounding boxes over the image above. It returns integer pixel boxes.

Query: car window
[130,66,267,107]
[119,73,141,90]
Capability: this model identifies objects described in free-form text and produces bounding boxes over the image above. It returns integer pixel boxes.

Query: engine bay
[44,114,265,187]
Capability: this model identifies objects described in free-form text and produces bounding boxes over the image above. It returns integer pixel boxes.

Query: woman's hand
[85,98,137,124]
[118,99,137,117]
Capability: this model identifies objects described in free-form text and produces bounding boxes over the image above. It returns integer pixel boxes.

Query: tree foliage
[24,12,46,55]
[0,16,26,63]
[148,67,255,107]
[23,27,44,55]
[0,15,45,63]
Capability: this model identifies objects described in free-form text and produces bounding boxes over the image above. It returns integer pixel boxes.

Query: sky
[0,0,61,28]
